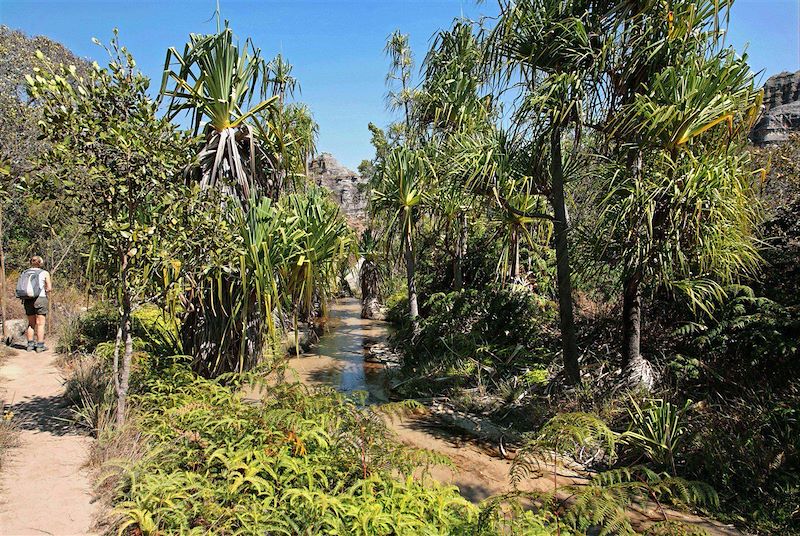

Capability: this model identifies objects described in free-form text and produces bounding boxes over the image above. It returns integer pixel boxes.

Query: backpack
[16,268,43,299]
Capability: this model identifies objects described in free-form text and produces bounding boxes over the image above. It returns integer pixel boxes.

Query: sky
[2,0,799,170]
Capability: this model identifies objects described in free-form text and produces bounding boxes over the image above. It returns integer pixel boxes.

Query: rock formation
[308,153,368,226]
[751,70,800,145]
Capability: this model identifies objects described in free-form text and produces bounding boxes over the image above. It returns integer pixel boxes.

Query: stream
[287,297,391,403]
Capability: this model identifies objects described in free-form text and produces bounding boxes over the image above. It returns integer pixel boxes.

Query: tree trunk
[453,211,467,291]
[550,127,581,385]
[360,258,382,320]
[622,152,655,389]
[112,323,123,423]
[0,202,6,338]
[404,234,419,332]
[509,227,520,281]
[115,256,133,427]
[622,274,641,368]
[622,272,655,388]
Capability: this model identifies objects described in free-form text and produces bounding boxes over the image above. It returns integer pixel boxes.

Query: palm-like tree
[385,31,416,139]
[358,229,385,319]
[495,188,551,282]
[418,21,492,290]
[279,189,353,328]
[160,24,279,205]
[483,0,610,385]
[370,146,432,331]
[599,36,762,384]
[252,102,318,196]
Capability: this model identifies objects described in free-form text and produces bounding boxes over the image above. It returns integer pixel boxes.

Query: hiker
[16,256,52,352]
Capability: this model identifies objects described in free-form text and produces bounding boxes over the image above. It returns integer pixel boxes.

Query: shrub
[396,285,557,385]
[57,303,118,355]
[685,390,800,534]
[62,354,115,435]
[105,369,555,535]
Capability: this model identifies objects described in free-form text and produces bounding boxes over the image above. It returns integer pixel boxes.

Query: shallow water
[287,298,390,403]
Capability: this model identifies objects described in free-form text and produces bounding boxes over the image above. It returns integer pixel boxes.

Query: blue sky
[2,0,798,170]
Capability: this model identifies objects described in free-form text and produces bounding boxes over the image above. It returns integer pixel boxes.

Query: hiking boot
[34,342,47,353]
[26,341,35,352]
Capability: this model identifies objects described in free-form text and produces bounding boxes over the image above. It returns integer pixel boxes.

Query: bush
[58,303,182,356]
[104,368,555,535]
[59,303,186,436]
[396,285,557,385]
[684,390,800,534]
[57,303,118,355]
[62,353,115,435]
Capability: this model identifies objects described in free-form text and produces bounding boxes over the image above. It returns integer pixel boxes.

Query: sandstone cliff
[308,153,368,226]
[751,70,800,145]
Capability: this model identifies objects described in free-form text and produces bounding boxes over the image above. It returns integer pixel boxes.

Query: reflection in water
[288,298,389,403]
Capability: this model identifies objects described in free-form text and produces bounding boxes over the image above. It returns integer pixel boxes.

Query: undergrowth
[99,366,554,535]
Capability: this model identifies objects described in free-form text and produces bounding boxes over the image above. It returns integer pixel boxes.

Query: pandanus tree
[482,0,610,384]
[385,31,416,138]
[495,184,551,283]
[160,24,335,374]
[417,21,492,290]
[252,102,319,195]
[370,146,432,332]
[598,23,763,385]
[177,189,351,375]
[160,23,279,205]
[358,229,384,319]
[447,126,552,285]
[279,189,353,334]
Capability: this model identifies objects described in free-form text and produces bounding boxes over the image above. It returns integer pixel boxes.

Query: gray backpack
[16,268,43,299]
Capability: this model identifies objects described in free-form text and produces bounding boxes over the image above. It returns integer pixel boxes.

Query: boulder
[3,318,29,347]
[361,297,386,321]
[283,327,316,355]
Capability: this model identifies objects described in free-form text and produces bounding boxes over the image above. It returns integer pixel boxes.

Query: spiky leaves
[160,24,279,205]
[177,189,352,376]
[370,146,432,328]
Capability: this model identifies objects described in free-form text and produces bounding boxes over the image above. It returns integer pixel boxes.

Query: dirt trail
[0,345,95,536]
[290,298,744,536]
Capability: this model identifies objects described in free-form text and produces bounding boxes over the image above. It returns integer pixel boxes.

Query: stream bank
[286,298,742,535]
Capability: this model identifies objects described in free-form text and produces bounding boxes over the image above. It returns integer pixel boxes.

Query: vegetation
[0,1,797,534]
[359,1,798,533]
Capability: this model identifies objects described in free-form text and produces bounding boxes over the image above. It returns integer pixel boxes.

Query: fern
[105,370,555,535]
[511,412,617,485]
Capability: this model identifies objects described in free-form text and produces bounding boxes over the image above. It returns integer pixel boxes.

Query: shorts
[23,296,48,316]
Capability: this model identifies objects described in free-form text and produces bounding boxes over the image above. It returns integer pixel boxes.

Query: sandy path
[0,346,95,536]
[390,413,743,535]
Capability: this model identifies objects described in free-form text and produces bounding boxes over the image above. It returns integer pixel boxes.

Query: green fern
[511,412,617,484]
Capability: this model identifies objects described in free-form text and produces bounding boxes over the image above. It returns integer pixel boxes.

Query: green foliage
[684,390,800,534]
[622,397,693,474]
[397,285,556,388]
[673,286,799,388]
[512,412,617,484]
[58,303,118,355]
[0,26,91,277]
[160,22,278,203]
[175,187,352,375]
[643,521,710,536]
[58,303,181,356]
[512,413,718,535]
[27,34,192,305]
[106,366,553,535]
[562,466,718,536]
